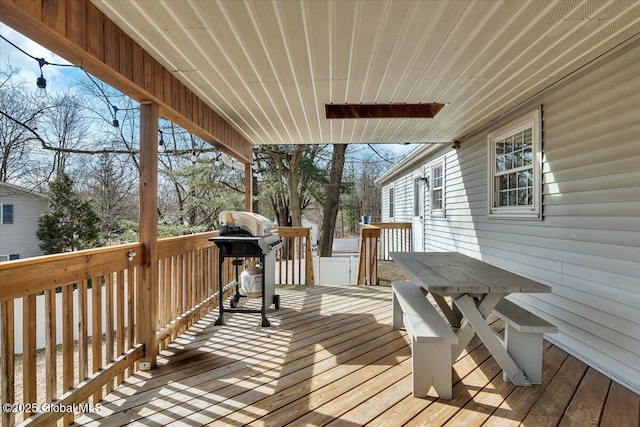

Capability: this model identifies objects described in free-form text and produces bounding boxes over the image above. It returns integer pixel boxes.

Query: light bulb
[35,76,47,98]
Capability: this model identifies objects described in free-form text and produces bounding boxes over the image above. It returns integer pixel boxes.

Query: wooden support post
[138,102,159,370]
[244,163,253,212]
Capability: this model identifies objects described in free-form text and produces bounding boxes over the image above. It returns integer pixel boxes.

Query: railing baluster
[177,254,184,323]
[186,252,193,315]
[62,283,74,426]
[23,293,36,419]
[127,267,136,378]
[105,273,115,394]
[78,279,89,393]
[45,288,57,403]
[164,257,171,331]
[1,300,15,427]
[92,276,103,404]
[117,270,125,385]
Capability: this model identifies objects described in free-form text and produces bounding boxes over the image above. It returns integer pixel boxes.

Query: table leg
[453,294,530,386]
[431,292,461,327]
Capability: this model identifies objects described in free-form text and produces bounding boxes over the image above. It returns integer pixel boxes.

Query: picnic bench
[391,281,458,399]
[493,298,558,384]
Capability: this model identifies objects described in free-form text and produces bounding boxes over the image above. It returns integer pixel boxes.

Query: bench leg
[392,290,403,330]
[502,327,544,384]
[412,338,453,399]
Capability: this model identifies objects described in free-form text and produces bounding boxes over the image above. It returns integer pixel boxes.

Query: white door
[412,176,425,251]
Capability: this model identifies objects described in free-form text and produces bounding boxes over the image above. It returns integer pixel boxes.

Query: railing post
[357,225,380,285]
[305,228,315,285]
[138,102,159,370]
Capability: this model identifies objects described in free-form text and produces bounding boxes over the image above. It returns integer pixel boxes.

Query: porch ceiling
[92,0,640,146]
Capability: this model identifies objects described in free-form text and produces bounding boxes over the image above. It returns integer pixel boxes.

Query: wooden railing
[0,227,314,426]
[155,231,236,350]
[275,227,315,285]
[356,222,412,285]
[0,232,238,427]
[0,243,144,427]
[0,227,313,426]
[372,222,412,261]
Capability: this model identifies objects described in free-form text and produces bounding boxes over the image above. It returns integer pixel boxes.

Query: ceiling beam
[325,103,445,119]
[0,0,252,164]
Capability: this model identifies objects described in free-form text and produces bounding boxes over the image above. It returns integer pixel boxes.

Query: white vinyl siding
[0,184,49,260]
[378,42,640,393]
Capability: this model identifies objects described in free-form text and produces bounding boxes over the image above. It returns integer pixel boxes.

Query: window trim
[487,108,542,220]
[429,159,445,218]
[389,187,395,219]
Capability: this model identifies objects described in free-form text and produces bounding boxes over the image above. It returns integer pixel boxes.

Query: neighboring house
[377,42,640,394]
[0,182,49,261]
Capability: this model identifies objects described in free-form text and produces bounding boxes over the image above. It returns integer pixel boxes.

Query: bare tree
[39,92,90,178]
[0,63,45,182]
[83,153,138,243]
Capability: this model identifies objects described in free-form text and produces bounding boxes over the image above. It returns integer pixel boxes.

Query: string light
[111,105,137,128]
[158,130,165,152]
[0,35,82,97]
[84,70,138,128]
[0,36,227,161]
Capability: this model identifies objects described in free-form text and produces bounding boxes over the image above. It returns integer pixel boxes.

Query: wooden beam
[0,0,253,163]
[325,103,445,119]
[138,102,159,369]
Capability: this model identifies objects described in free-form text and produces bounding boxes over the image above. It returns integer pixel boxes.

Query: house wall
[379,42,640,393]
[0,185,48,260]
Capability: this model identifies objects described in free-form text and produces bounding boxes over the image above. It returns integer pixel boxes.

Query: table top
[389,252,552,294]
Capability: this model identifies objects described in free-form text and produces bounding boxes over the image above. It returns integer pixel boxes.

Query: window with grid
[488,108,542,219]
[430,162,445,217]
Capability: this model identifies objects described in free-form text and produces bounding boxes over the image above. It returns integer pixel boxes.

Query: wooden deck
[75,285,639,427]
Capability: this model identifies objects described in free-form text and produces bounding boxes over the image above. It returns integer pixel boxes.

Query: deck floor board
[74,285,639,427]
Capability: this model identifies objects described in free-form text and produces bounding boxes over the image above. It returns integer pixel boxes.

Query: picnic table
[390,251,553,388]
